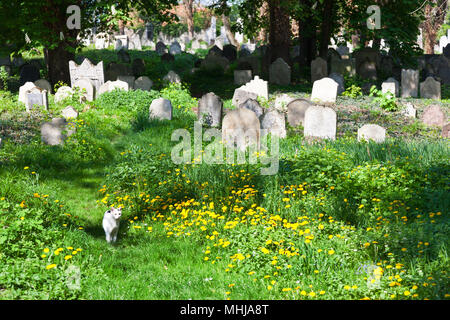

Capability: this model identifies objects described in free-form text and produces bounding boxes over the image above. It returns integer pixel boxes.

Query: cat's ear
[110,206,115,210]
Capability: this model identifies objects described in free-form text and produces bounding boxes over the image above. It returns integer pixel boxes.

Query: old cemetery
[0,1,448,301]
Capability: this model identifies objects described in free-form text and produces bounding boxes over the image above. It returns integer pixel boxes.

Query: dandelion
[46,264,57,270]
[64,255,72,261]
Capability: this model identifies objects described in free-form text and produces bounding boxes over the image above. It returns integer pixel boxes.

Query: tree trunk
[268,0,291,64]
[118,20,125,35]
[298,0,317,72]
[318,0,334,58]
[183,0,195,39]
[44,41,75,88]
[222,14,239,47]
[257,2,269,43]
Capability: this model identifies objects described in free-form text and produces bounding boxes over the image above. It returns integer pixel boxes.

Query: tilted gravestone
[357,124,386,143]
[73,79,95,101]
[269,58,291,86]
[222,108,260,152]
[41,118,75,146]
[149,98,173,120]
[420,76,441,100]
[239,99,264,118]
[134,76,153,91]
[69,58,104,93]
[287,99,312,127]
[311,77,338,104]
[261,110,286,138]
[304,105,337,140]
[198,92,223,127]
[401,69,419,98]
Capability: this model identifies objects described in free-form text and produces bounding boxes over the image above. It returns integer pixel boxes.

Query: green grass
[0,48,449,300]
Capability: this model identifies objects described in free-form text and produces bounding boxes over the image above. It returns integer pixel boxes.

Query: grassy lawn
[0,49,449,300]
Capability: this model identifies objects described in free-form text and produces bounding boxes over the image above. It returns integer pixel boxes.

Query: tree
[182,0,195,39]
[0,0,177,87]
[421,0,448,54]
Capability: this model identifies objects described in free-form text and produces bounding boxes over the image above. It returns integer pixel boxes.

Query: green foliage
[369,86,398,112]
[0,66,9,91]
[342,84,363,98]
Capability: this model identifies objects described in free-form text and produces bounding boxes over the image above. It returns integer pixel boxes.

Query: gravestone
[238,76,268,101]
[109,80,130,91]
[442,123,450,138]
[129,34,142,50]
[234,70,252,86]
[201,55,230,72]
[382,77,399,97]
[311,77,338,104]
[357,59,377,80]
[380,55,394,77]
[311,57,327,83]
[232,89,258,108]
[115,35,128,50]
[54,86,74,103]
[304,105,337,140]
[198,92,223,127]
[69,58,104,93]
[19,64,40,86]
[328,73,345,95]
[287,99,312,127]
[421,105,446,127]
[274,94,296,112]
[41,118,75,146]
[161,53,175,63]
[117,75,135,90]
[155,42,167,55]
[401,102,416,118]
[18,82,38,104]
[163,71,181,84]
[354,47,381,71]
[269,58,291,86]
[357,124,386,143]
[222,44,237,62]
[25,87,48,112]
[239,99,264,118]
[98,81,113,95]
[132,58,146,77]
[420,76,441,99]
[330,58,355,76]
[117,48,131,63]
[401,69,419,98]
[337,46,350,58]
[61,106,79,119]
[149,98,172,120]
[134,76,153,91]
[34,79,52,94]
[105,62,133,81]
[222,108,260,151]
[73,79,95,101]
[261,110,286,138]
[169,41,182,55]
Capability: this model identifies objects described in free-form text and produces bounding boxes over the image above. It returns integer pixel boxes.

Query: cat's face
[108,207,122,220]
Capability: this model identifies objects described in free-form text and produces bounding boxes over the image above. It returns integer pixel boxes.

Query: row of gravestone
[381,73,441,99]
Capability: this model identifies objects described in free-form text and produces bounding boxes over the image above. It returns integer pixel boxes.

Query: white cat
[102,207,122,243]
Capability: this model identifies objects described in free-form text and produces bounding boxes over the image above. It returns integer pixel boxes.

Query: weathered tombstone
[420,76,441,99]
[304,105,337,140]
[311,57,327,83]
[421,105,446,127]
[155,41,167,55]
[129,34,142,50]
[41,118,75,146]
[222,44,237,62]
[401,69,419,98]
[311,77,338,104]
[328,72,345,95]
[115,35,128,50]
[73,79,95,101]
[198,92,223,127]
[261,110,286,138]
[382,77,399,97]
[19,64,40,86]
[287,99,312,127]
[234,70,252,86]
[149,98,172,120]
[117,48,131,63]
[54,86,74,103]
[269,58,291,86]
[239,99,264,118]
[105,62,133,81]
[442,123,450,138]
[25,87,48,112]
[61,106,79,119]
[163,70,181,84]
[357,59,377,80]
[134,76,153,91]
[117,75,135,90]
[109,80,130,91]
[169,41,182,55]
[98,81,113,95]
[222,108,260,151]
[18,82,38,104]
[232,89,258,108]
[239,76,268,101]
[69,58,104,93]
[201,55,230,72]
[401,102,417,118]
[161,53,175,63]
[34,79,52,94]
[357,124,386,143]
